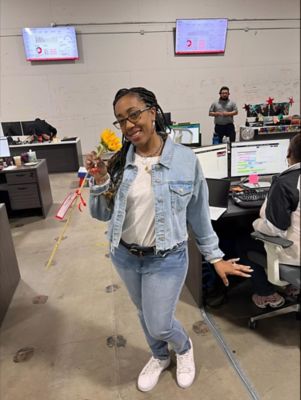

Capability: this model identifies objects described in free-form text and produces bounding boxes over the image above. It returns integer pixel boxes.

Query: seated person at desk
[250,133,300,308]
[29,118,57,142]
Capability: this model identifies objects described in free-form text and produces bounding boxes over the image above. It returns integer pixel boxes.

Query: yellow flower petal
[99,128,121,152]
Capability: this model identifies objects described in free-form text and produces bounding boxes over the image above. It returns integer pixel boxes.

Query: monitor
[22,26,79,61]
[163,112,172,126]
[1,122,23,136]
[193,144,228,178]
[0,137,11,158]
[170,123,201,147]
[175,19,228,55]
[21,120,38,135]
[231,139,290,178]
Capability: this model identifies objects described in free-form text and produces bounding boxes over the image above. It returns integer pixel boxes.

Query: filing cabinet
[0,159,53,218]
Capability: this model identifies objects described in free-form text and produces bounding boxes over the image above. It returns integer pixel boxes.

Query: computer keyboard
[232,188,268,208]
[61,137,77,142]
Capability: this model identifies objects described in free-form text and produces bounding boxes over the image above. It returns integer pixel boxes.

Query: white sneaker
[176,338,195,389]
[137,356,171,392]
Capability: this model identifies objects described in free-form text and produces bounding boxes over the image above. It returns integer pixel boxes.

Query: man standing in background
[209,86,238,143]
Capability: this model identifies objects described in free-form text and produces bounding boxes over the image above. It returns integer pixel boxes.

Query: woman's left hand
[213,258,253,287]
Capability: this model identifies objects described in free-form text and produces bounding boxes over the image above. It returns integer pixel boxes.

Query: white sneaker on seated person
[252,292,285,309]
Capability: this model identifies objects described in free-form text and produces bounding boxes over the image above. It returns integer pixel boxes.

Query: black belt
[120,239,184,257]
[120,239,156,257]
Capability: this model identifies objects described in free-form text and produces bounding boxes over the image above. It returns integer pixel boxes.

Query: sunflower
[97,129,122,154]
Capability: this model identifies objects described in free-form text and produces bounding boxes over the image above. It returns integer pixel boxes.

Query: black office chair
[248,231,300,329]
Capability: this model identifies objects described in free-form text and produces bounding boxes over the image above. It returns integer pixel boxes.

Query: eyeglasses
[113,107,151,129]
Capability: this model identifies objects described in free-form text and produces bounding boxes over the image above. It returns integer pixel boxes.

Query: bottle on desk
[27,149,37,162]
[222,136,230,152]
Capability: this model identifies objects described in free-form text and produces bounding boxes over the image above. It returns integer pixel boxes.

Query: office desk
[9,138,83,173]
[185,199,260,307]
[0,204,20,324]
[0,159,53,218]
[239,125,300,141]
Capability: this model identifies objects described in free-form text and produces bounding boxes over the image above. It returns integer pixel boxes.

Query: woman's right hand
[85,151,109,185]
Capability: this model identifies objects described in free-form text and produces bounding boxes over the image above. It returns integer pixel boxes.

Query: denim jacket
[89,136,224,262]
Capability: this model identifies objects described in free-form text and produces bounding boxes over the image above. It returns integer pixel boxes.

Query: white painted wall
[0,0,300,153]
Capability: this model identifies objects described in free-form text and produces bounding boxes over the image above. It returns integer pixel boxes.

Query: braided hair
[106,87,169,204]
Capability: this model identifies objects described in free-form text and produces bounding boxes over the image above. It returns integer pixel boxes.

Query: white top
[121,153,160,247]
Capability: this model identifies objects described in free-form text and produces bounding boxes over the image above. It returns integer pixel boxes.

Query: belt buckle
[129,247,143,257]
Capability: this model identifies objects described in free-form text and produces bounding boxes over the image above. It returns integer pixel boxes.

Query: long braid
[106,87,168,204]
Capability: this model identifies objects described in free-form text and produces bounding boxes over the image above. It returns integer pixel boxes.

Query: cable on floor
[200,308,260,400]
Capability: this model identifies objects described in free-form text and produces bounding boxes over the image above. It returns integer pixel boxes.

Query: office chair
[247,231,300,329]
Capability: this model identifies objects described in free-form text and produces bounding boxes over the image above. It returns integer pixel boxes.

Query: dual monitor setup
[166,117,289,180]
[1,121,39,137]
[193,138,289,180]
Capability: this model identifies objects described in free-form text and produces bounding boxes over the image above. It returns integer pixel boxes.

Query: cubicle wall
[0,204,20,324]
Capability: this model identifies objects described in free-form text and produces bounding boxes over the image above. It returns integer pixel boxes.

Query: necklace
[136,137,164,172]
[136,137,163,158]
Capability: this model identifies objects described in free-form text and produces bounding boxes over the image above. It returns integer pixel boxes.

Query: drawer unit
[6,171,36,184]
[8,183,41,210]
[0,159,53,217]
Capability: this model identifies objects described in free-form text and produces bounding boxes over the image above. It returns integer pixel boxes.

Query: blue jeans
[110,242,190,360]
[215,123,236,142]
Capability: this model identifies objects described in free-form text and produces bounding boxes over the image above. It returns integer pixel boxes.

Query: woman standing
[86,87,252,392]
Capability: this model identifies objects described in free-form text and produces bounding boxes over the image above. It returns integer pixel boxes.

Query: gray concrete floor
[0,173,300,400]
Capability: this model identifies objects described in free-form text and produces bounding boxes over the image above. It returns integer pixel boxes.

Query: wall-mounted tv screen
[22,26,79,61]
[175,18,228,55]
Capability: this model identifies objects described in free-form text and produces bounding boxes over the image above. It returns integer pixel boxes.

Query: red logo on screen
[36,47,42,54]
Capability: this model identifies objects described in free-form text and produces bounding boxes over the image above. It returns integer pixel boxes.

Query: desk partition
[185,199,260,307]
[0,204,20,324]
[9,138,83,173]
